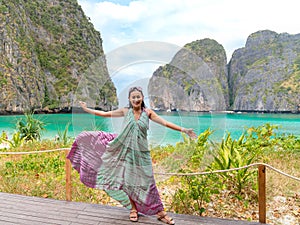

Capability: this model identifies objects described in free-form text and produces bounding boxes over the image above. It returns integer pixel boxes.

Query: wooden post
[65,150,72,201]
[258,165,266,223]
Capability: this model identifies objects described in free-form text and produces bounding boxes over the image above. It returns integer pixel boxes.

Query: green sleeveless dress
[67,108,164,215]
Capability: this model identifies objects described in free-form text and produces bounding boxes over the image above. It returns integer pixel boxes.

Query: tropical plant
[210,123,277,193]
[188,128,213,169]
[159,128,213,172]
[56,122,73,146]
[1,130,8,141]
[15,112,46,141]
[2,132,26,148]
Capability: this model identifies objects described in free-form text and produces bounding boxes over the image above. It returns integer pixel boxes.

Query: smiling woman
[67,86,196,224]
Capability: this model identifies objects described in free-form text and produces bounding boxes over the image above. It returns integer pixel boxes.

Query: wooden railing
[258,165,266,223]
[2,148,300,224]
[65,150,72,201]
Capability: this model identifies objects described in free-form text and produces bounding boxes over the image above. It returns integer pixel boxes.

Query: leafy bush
[16,112,46,141]
[155,128,213,172]
[172,172,220,216]
[168,124,292,215]
[168,128,220,215]
[209,124,279,194]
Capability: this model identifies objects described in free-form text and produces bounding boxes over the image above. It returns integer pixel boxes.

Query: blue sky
[78,0,300,101]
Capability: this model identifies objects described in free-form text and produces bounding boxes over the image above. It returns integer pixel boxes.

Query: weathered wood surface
[0,192,266,225]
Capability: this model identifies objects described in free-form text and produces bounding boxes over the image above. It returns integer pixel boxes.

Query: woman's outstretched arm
[146,108,197,139]
[79,101,126,117]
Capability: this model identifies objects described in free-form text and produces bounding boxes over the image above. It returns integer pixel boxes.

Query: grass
[265,150,300,197]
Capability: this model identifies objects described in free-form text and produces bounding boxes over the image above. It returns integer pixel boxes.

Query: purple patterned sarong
[67,108,164,215]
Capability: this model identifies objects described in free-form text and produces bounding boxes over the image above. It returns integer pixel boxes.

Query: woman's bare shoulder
[144,108,156,118]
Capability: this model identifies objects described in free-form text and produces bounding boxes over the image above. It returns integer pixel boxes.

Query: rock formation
[0,0,117,114]
[149,31,300,113]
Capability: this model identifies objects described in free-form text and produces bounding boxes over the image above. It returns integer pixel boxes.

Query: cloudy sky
[78,0,300,97]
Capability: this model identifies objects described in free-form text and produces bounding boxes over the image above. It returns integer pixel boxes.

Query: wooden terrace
[0,192,265,225]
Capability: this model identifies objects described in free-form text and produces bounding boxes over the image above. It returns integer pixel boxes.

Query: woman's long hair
[128,86,146,109]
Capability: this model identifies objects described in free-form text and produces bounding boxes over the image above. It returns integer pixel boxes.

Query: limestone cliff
[0,0,117,114]
[148,38,228,111]
[228,30,300,113]
[149,31,300,113]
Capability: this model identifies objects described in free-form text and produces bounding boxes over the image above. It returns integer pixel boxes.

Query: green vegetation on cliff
[0,0,117,113]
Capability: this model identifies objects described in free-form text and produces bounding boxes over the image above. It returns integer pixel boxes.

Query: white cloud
[78,0,300,91]
[79,0,300,57]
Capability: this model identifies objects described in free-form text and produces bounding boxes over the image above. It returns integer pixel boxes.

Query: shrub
[16,112,46,141]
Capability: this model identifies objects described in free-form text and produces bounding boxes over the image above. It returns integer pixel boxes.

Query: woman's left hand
[182,128,197,139]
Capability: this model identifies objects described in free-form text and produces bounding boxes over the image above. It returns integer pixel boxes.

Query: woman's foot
[129,209,138,222]
[157,211,175,224]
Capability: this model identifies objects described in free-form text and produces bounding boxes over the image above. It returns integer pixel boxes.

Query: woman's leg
[157,210,175,224]
[129,197,138,222]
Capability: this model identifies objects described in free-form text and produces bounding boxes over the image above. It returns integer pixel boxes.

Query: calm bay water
[0,112,299,146]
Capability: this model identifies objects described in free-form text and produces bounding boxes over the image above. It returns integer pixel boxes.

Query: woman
[67,86,197,224]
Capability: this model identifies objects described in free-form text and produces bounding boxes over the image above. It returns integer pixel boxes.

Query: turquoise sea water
[0,112,299,146]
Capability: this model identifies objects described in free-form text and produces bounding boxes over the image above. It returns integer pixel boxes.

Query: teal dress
[67,108,164,215]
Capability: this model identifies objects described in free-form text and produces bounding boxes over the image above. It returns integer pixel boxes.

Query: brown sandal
[129,209,138,222]
[157,211,175,224]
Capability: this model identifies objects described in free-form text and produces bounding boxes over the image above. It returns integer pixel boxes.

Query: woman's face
[129,90,143,108]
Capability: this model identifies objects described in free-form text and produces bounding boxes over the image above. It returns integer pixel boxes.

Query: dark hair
[128,86,146,109]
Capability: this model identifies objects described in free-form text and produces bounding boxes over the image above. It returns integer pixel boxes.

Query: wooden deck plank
[0,192,267,225]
